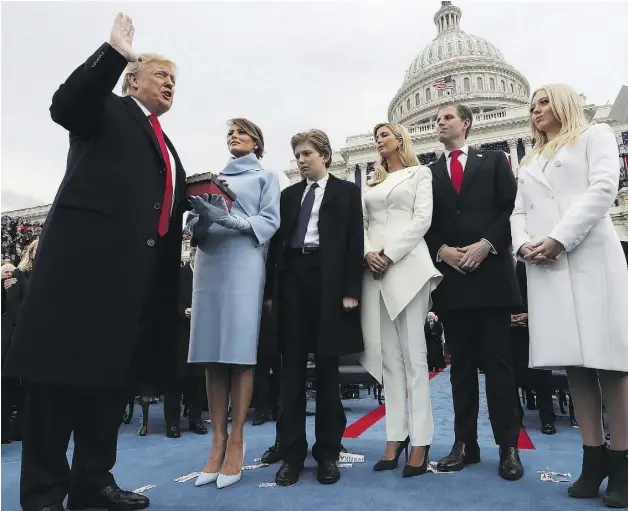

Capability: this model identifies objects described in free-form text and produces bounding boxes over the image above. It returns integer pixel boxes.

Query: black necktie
[290,182,318,248]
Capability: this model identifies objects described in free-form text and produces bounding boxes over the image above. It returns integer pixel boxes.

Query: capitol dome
[389,1,530,126]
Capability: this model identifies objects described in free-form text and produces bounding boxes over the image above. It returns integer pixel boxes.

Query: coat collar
[123,96,164,164]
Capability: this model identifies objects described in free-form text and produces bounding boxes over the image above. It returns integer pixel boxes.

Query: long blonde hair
[527,84,588,161]
[17,239,38,272]
[369,123,419,186]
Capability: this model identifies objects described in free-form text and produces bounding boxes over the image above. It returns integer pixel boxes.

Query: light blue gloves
[188,194,252,233]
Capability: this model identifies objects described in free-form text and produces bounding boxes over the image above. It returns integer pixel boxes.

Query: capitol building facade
[3,1,628,256]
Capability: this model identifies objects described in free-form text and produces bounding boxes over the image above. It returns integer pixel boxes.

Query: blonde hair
[18,239,38,272]
[369,123,419,186]
[527,84,588,161]
[121,54,177,95]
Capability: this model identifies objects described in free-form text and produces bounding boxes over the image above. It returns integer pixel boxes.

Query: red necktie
[450,149,463,193]
[149,114,173,236]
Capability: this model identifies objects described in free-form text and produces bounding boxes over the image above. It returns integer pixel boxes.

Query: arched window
[415,93,421,105]
[425,88,432,101]
[407,98,411,110]
[451,79,457,93]
[464,77,470,91]
[477,77,484,91]
[490,78,496,91]
[501,79,506,91]
[400,104,403,114]
[510,83,514,93]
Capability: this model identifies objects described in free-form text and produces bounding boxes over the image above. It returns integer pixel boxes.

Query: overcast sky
[2,0,626,211]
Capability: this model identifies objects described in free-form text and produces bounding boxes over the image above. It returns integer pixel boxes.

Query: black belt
[286,246,319,255]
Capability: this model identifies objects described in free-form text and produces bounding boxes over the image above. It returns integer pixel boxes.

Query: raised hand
[109,12,137,62]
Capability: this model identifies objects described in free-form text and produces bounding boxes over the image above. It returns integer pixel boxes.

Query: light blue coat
[187,154,281,365]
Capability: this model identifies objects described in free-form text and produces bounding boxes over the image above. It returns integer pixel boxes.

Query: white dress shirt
[436,144,496,261]
[130,96,176,212]
[300,173,329,247]
[444,144,469,177]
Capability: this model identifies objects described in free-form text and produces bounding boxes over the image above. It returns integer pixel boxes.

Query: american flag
[433,76,453,91]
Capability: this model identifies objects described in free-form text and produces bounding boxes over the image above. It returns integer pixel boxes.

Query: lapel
[123,97,165,165]
[383,166,415,203]
[523,153,554,192]
[320,173,339,210]
[431,155,457,199]
[283,180,307,241]
[459,148,485,197]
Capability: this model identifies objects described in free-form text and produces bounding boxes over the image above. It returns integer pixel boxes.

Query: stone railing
[346,105,528,148]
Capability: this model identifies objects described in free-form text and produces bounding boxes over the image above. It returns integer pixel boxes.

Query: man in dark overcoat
[3,13,187,511]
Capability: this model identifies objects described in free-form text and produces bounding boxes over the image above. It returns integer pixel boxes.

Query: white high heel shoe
[216,442,246,489]
[194,471,219,486]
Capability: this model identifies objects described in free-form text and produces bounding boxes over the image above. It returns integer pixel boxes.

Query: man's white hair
[121,53,176,95]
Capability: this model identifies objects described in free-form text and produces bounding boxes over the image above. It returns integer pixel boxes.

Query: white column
[360,163,368,194]
[522,136,533,155]
[507,138,519,176]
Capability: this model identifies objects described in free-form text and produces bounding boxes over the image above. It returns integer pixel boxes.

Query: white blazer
[359,165,443,382]
[510,123,628,371]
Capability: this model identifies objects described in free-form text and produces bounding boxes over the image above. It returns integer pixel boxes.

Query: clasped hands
[365,249,392,279]
[440,240,491,274]
[518,237,565,264]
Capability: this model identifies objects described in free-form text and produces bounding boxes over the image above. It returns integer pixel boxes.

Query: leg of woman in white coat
[374,284,434,477]
[566,367,628,507]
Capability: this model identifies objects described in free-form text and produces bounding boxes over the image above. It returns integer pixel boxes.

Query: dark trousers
[19,382,126,511]
[278,250,346,465]
[440,309,520,447]
[512,328,555,425]
[164,376,206,426]
[253,353,281,413]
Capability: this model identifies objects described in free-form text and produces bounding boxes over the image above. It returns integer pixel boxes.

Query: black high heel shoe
[402,445,430,478]
[373,437,410,471]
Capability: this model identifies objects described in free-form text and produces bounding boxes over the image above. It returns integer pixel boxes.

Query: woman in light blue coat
[186,118,280,489]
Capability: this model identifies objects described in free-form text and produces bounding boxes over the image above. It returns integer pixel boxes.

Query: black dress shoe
[252,411,268,426]
[261,442,282,464]
[189,419,207,434]
[166,424,181,438]
[436,440,481,472]
[67,483,149,510]
[541,423,557,435]
[317,460,340,485]
[275,461,302,486]
[499,446,524,481]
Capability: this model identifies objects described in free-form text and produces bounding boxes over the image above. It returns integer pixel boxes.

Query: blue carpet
[2,370,602,510]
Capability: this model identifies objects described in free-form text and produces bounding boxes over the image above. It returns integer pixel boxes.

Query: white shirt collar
[129,95,151,117]
[445,144,469,159]
[307,172,329,190]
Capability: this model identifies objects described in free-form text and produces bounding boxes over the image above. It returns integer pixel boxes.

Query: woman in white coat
[360,123,442,478]
[511,83,628,508]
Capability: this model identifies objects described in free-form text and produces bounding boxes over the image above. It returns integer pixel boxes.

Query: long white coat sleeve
[549,124,620,252]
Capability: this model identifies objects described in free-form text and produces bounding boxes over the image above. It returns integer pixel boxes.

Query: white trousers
[380,284,434,446]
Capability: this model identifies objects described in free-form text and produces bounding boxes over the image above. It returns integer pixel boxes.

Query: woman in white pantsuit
[511,84,628,508]
[360,123,442,478]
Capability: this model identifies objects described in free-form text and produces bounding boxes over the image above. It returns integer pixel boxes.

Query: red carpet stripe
[343,367,446,439]
[517,427,535,450]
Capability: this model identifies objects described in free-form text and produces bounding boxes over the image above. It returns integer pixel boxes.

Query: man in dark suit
[3,14,187,511]
[425,103,524,481]
[265,129,363,486]
[163,246,208,438]
[512,260,556,434]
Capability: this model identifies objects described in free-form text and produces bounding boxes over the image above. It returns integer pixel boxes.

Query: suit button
[154,202,161,210]
[147,239,155,247]
[160,168,166,175]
